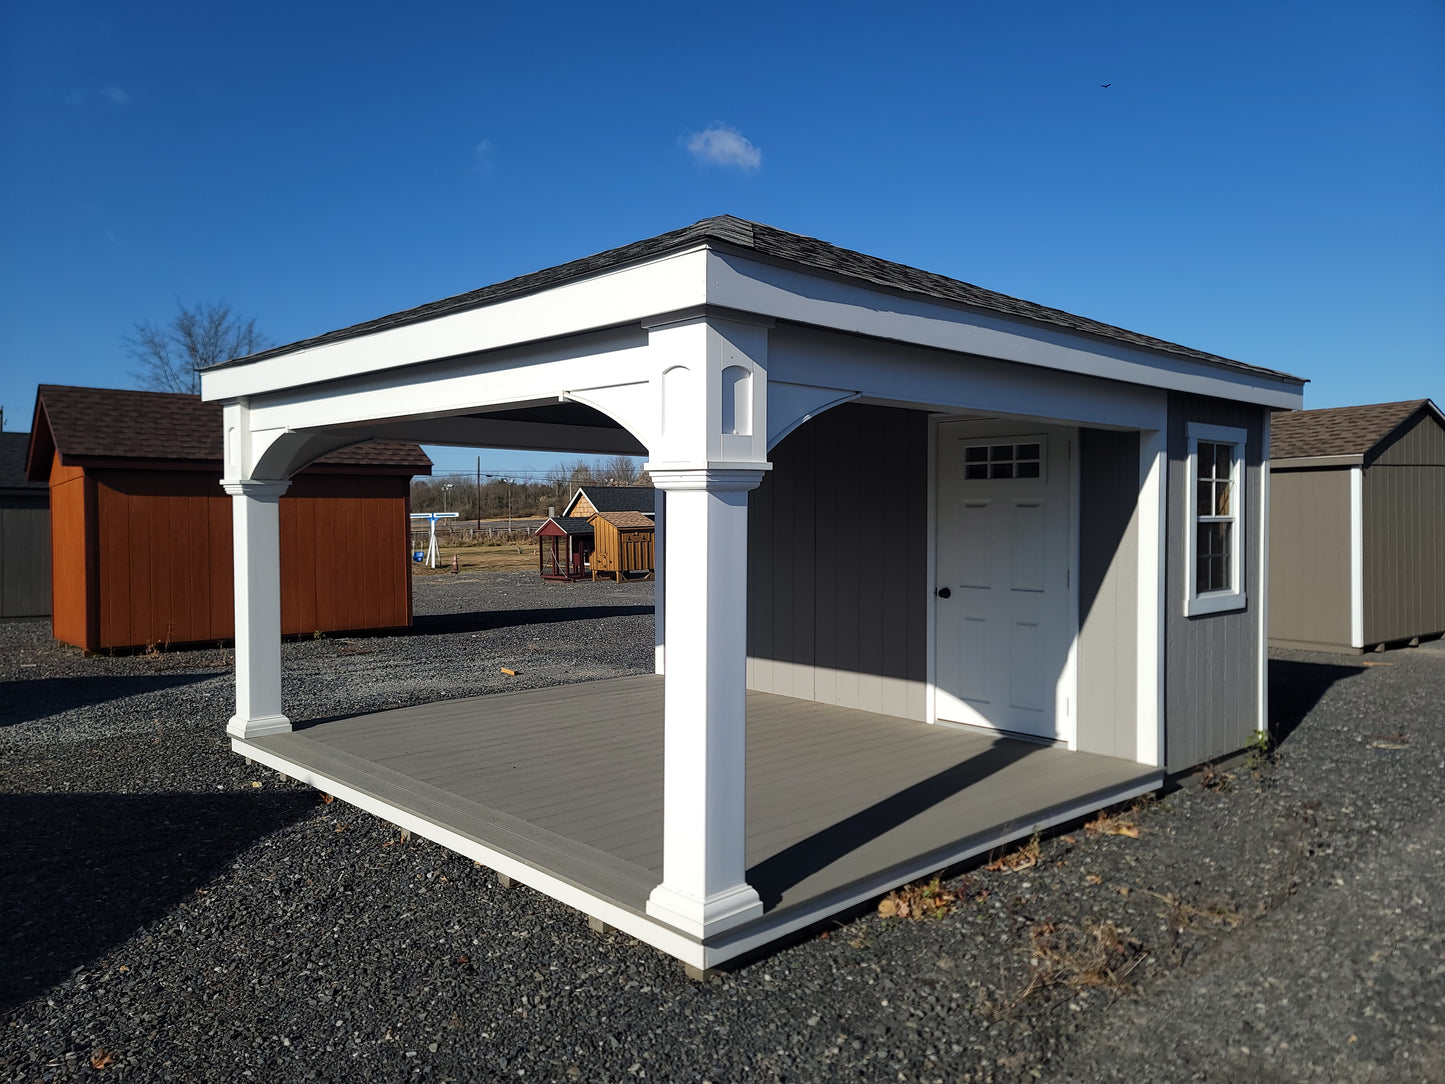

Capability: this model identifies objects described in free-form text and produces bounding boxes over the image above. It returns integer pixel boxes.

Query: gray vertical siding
[1267,467,1353,650]
[1361,417,1445,644]
[1361,412,1445,645]
[1164,393,1264,771]
[1077,430,1139,760]
[1371,409,1445,467]
[0,497,53,618]
[747,404,929,719]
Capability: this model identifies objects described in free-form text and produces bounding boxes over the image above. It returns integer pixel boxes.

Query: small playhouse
[535,516,594,580]
[537,485,656,581]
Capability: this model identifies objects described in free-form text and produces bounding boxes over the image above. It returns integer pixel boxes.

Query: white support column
[223,478,292,738]
[645,468,767,937]
[653,486,666,675]
[1136,426,1167,767]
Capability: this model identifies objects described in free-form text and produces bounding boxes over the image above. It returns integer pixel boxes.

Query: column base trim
[646,882,763,938]
[227,713,293,739]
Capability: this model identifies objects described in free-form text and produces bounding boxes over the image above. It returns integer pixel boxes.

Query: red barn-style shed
[27,385,432,652]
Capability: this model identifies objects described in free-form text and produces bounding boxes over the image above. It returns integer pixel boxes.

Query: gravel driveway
[3,571,1443,1082]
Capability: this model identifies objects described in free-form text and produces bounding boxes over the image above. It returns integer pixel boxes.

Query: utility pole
[475,456,482,533]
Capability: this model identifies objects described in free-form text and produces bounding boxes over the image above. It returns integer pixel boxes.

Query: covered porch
[235,674,1159,971]
[200,217,1303,968]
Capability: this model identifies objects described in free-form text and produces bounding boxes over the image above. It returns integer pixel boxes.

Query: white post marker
[410,511,460,568]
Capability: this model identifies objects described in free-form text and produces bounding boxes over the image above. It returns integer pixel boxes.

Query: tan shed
[588,509,655,581]
[1269,399,1445,653]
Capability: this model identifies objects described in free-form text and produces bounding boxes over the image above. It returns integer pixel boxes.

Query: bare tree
[597,455,642,486]
[126,300,270,395]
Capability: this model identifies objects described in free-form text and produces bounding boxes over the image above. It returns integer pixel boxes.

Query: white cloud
[100,83,130,105]
[474,139,494,174]
[686,124,761,171]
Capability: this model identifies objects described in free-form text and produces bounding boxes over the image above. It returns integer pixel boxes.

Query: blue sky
[2,0,1441,479]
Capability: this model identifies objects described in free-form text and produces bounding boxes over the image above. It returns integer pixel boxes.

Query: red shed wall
[55,468,412,650]
[48,453,91,648]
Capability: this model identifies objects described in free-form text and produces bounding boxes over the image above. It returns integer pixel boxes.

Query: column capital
[645,466,769,492]
[221,478,291,499]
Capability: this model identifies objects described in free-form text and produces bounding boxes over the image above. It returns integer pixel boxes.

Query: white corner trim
[924,416,939,725]
[1350,465,1364,648]
[1136,427,1167,767]
[1257,414,1271,736]
[1183,422,1248,618]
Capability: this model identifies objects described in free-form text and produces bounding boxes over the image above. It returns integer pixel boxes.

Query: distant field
[410,538,538,573]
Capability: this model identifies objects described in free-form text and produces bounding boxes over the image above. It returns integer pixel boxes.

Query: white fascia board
[706,250,1304,410]
[770,324,1166,431]
[242,338,656,436]
[202,248,711,402]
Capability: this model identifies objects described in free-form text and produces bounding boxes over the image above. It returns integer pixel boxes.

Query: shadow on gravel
[1269,658,1367,747]
[0,673,219,728]
[747,738,1038,908]
[411,605,654,635]
[0,790,314,1010]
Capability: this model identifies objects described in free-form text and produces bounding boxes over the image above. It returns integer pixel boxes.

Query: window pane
[990,444,1012,461]
[1016,461,1040,478]
[1195,523,1233,593]
[965,463,988,479]
[1215,443,1233,479]
[1198,481,1212,513]
[990,462,1014,478]
[1016,443,1040,460]
[965,446,988,463]
[1214,479,1231,516]
[1198,442,1217,480]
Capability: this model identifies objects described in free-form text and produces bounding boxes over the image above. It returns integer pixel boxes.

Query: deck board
[253,674,1157,936]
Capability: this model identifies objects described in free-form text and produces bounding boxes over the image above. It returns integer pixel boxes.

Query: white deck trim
[234,736,1160,970]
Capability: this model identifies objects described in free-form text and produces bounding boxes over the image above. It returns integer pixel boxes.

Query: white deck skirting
[237,676,1161,970]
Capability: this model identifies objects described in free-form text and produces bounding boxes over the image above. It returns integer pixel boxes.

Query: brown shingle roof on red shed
[1271,400,1435,460]
[26,385,431,480]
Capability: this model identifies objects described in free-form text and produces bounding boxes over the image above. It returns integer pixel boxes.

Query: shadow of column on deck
[746,737,1039,908]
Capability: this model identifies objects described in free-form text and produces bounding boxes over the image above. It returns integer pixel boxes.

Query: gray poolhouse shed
[0,430,51,619]
[198,216,1304,970]
[1269,399,1445,653]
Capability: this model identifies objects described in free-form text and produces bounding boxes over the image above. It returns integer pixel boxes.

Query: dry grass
[984,832,1041,873]
[1084,796,1152,839]
[412,542,537,573]
[878,876,960,920]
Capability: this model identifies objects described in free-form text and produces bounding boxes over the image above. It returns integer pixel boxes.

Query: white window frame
[1184,422,1248,616]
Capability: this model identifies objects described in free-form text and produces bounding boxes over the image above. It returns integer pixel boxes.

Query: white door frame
[928,417,1080,749]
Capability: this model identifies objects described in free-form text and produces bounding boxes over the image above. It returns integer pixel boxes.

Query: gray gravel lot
[3,570,1443,1082]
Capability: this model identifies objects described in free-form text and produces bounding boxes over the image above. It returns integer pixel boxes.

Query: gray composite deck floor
[251,675,1159,934]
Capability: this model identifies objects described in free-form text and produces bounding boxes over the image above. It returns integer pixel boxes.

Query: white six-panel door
[935,421,1076,742]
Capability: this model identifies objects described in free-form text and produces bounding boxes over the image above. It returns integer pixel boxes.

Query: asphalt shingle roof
[0,432,45,493]
[539,517,594,535]
[591,510,655,530]
[568,486,656,515]
[1270,400,1433,460]
[212,217,1301,384]
[29,386,432,475]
